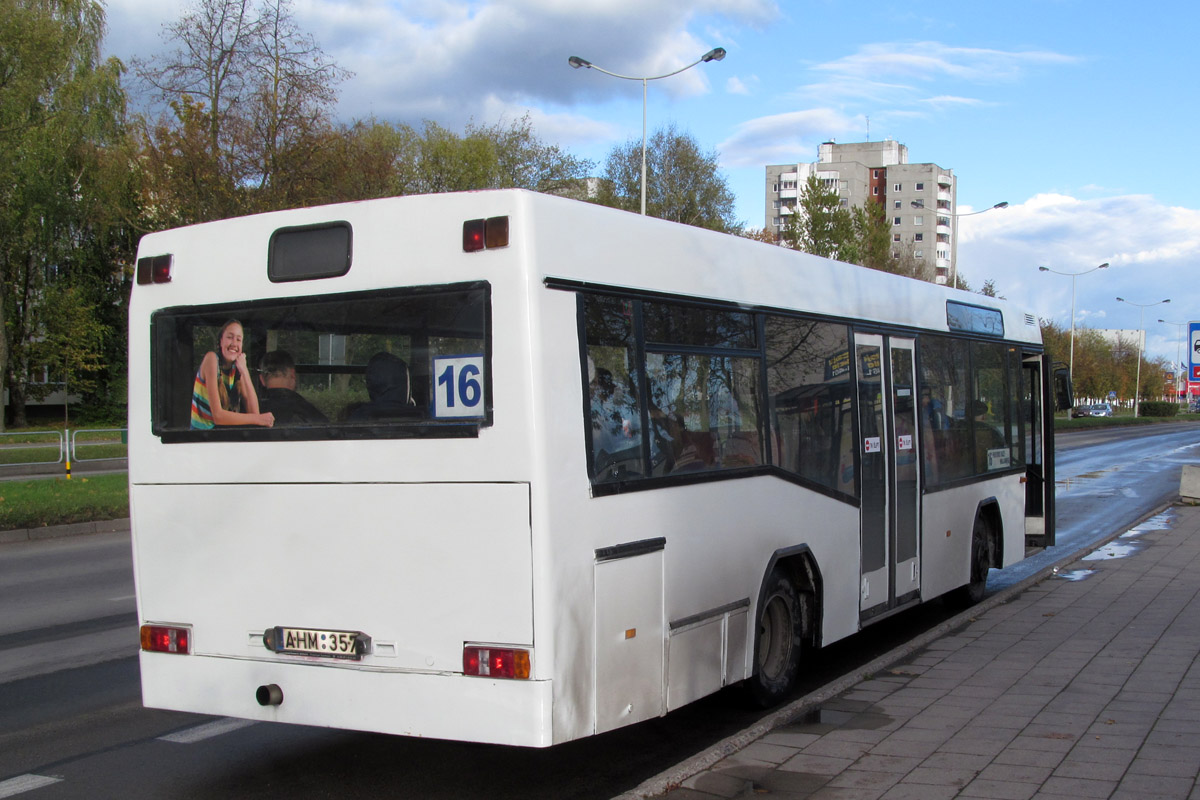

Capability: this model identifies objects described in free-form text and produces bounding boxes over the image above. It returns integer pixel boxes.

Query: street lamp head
[1038,266,1049,272]
[567,56,591,69]
[1098,262,1109,269]
[1116,297,1125,302]
[993,202,1009,209]
[910,200,925,209]
[701,47,727,62]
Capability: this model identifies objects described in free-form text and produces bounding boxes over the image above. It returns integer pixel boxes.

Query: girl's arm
[234,352,261,414]
[201,352,274,427]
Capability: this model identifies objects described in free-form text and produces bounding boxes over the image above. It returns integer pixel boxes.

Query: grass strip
[0,473,129,531]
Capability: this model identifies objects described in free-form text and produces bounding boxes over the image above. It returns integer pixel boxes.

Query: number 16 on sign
[434,355,486,419]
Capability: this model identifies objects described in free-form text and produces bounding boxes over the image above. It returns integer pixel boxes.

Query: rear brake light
[463,645,530,679]
[136,254,173,284]
[141,624,191,654]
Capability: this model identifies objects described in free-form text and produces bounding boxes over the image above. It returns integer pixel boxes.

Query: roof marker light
[463,219,486,252]
[463,217,509,252]
[136,254,173,285]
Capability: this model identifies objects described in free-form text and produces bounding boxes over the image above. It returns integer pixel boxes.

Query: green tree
[30,284,106,424]
[781,174,853,259]
[596,124,738,232]
[0,0,125,428]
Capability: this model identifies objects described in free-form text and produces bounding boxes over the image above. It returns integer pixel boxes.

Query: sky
[102,0,1200,369]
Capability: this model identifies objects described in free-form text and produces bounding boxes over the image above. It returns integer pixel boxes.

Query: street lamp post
[568,48,726,216]
[1116,296,1170,417]
[1037,262,1109,380]
[1159,318,1188,406]
[910,200,1008,289]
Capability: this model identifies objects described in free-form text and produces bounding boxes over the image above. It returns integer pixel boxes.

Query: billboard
[1191,322,1200,381]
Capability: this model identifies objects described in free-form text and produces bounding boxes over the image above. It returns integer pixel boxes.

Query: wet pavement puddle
[1054,511,1174,578]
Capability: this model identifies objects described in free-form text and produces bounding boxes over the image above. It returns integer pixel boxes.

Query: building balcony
[780,189,798,199]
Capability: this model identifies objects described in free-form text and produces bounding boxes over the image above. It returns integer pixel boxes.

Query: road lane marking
[0,775,63,798]
[109,595,135,602]
[158,717,258,743]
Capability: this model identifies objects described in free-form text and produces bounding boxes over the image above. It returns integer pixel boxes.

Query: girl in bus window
[190,319,275,429]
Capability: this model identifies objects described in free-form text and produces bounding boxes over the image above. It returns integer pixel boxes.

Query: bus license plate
[265,626,370,660]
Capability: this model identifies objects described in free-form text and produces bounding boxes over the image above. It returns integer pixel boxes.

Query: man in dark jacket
[347,352,418,421]
[257,350,328,425]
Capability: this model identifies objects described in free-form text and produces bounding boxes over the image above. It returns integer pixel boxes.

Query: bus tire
[747,568,803,707]
[948,515,991,609]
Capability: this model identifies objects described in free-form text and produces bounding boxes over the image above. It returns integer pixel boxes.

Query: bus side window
[920,336,972,483]
[583,295,644,482]
[765,317,855,497]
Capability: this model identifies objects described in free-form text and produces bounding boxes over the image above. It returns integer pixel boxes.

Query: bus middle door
[856,334,921,623]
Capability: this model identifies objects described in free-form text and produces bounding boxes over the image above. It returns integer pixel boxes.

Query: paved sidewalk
[646,505,1200,800]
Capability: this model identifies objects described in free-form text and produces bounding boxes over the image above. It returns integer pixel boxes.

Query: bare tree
[134,0,349,220]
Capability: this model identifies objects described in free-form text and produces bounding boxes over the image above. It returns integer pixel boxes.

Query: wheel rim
[757,595,792,681]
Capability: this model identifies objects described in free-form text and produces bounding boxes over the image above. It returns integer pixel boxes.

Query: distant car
[1072,403,1113,418]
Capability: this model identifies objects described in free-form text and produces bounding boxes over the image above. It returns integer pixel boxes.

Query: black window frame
[150,282,493,443]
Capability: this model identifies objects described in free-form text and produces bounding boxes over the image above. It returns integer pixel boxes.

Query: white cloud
[958,193,1200,362]
[106,0,776,131]
[718,108,859,167]
[813,42,1079,84]
[726,75,755,95]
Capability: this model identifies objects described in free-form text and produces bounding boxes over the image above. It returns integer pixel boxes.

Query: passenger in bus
[257,350,328,425]
[588,361,641,476]
[190,319,274,429]
[348,352,418,420]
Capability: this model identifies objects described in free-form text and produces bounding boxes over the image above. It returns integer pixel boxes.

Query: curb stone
[0,517,130,545]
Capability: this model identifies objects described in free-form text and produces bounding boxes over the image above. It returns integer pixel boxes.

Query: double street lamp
[568,47,727,215]
[910,200,1008,289]
[1116,296,1170,417]
[1037,262,1109,380]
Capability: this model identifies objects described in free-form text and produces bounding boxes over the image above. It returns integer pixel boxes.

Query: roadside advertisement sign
[1191,322,1200,381]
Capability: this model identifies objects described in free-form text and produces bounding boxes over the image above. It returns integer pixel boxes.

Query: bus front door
[856,334,921,623]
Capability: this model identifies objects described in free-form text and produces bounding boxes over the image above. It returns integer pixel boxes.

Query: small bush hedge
[1139,401,1179,418]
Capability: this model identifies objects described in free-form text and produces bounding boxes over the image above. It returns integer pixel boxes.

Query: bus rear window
[150,283,491,441]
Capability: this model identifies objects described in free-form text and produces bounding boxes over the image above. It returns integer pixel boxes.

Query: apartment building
[765,140,959,285]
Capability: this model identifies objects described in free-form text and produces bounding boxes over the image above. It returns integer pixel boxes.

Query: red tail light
[141,624,191,654]
[463,645,530,679]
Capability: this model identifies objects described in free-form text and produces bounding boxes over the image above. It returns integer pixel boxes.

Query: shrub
[1139,401,1179,418]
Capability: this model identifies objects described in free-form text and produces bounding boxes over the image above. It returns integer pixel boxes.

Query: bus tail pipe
[256,684,284,706]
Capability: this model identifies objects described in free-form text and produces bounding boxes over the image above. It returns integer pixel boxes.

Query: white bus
[129,189,1065,747]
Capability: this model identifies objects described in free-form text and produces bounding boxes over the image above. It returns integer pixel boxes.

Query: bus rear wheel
[948,516,991,609]
[747,568,803,707]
